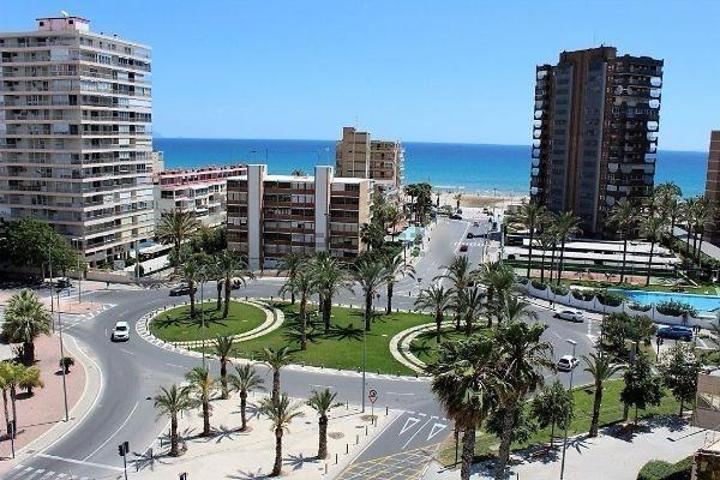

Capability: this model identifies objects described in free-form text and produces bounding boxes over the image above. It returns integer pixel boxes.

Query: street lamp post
[57,295,69,422]
[560,338,577,480]
[47,246,54,315]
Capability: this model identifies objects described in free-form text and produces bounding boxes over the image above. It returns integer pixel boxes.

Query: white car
[557,355,579,372]
[556,309,584,323]
[111,321,130,342]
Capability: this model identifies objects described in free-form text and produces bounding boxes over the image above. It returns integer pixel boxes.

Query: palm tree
[682,197,697,257]
[213,336,234,399]
[0,363,12,436]
[510,201,546,278]
[176,256,202,317]
[454,193,463,210]
[18,364,43,396]
[436,255,477,292]
[306,388,342,459]
[414,285,453,341]
[583,352,624,437]
[428,335,505,480]
[352,258,387,331]
[691,196,712,267]
[2,289,52,365]
[260,346,292,402]
[215,251,254,318]
[640,215,667,287]
[493,321,553,480]
[309,252,348,334]
[552,212,581,285]
[229,364,264,431]
[383,255,415,314]
[500,294,537,324]
[278,253,304,304]
[461,286,485,335]
[608,199,638,284]
[154,384,193,456]
[185,366,216,437]
[479,261,515,326]
[537,233,555,283]
[259,393,304,477]
[279,263,314,350]
[3,363,42,431]
[157,210,200,252]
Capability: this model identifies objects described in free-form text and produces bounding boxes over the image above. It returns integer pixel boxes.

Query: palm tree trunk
[549,244,557,283]
[272,370,280,403]
[620,237,628,284]
[540,250,546,283]
[364,293,372,331]
[10,387,17,435]
[686,226,692,256]
[436,313,443,343]
[495,405,517,480]
[692,224,699,257]
[698,231,706,269]
[272,428,283,476]
[645,240,656,287]
[589,384,603,438]
[300,296,308,351]
[465,312,473,336]
[1,389,8,436]
[386,283,393,315]
[526,228,534,279]
[461,427,476,480]
[189,280,196,317]
[202,400,211,436]
[240,391,248,430]
[323,297,332,334]
[23,341,35,366]
[170,414,179,456]
[318,415,328,459]
[220,359,228,399]
[679,398,684,417]
[223,278,231,319]
[623,402,629,421]
[550,421,555,448]
[216,282,222,310]
[556,240,567,285]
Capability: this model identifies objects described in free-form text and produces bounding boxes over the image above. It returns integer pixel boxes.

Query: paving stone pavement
[338,445,441,480]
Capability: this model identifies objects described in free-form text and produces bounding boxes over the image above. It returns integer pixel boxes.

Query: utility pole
[48,246,54,315]
[58,306,69,422]
[560,339,577,480]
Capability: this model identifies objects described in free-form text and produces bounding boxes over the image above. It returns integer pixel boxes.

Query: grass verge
[150,301,266,342]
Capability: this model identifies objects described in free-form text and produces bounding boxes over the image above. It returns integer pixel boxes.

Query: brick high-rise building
[704,131,720,245]
[335,126,404,190]
[529,46,663,235]
[0,16,153,266]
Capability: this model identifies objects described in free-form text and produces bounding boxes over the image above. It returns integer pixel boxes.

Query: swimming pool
[610,289,720,313]
[397,226,424,243]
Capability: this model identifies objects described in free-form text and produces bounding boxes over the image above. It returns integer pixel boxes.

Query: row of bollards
[322,405,386,475]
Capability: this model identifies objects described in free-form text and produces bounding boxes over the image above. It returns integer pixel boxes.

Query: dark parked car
[450,214,463,220]
[656,326,693,341]
[169,284,197,297]
[54,278,72,289]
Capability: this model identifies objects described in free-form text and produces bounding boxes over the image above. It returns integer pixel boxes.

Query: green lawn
[150,301,267,342]
[409,326,489,365]
[222,303,433,375]
[439,378,681,465]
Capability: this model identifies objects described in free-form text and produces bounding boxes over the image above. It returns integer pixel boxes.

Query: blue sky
[2,1,719,150]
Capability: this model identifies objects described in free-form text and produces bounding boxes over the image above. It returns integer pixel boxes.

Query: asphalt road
[3,216,597,479]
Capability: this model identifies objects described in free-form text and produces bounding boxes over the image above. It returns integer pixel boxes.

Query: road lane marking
[402,416,434,449]
[399,416,421,435]
[82,400,139,461]
[36,454,124,472]
[385,391,415,396]
[426,422,448,441]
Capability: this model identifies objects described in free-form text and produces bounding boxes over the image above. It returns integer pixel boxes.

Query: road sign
[368,389,378,404]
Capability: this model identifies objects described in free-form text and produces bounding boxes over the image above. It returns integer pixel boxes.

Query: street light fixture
[560,338,577,480]
[57,289,69,422]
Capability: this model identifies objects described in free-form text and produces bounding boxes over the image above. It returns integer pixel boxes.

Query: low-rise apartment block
[154,164,245,228]
[335,126,404,190]
[227,164,372,270]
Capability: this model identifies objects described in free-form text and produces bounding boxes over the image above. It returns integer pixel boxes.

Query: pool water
[397,226,424,243]
[610,289,720,313]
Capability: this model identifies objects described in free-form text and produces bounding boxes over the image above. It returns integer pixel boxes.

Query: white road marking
[36,454,124,472]
[427,422,448,441]
[402,416,434,449]
[82,401,139,461]
[399,416,421,435]
[386,391,415,396]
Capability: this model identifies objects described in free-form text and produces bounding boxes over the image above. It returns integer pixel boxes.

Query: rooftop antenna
[60,10,70,17]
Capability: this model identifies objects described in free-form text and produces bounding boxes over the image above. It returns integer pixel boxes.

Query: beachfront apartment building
[530,46,663,235]
[154,164,246,229]
[704,131,720,245]
[0,15,153,266]
[335,126,404,190]
[226,164,372,270]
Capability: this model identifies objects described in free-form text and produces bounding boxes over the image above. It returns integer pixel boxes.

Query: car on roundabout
[169,284,196,296]
[557,355,579,372]
[111,321,130,342]
[555,309,584,323]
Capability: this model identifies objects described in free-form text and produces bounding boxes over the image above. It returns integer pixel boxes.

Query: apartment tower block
[335,126,404,190]
[0,16,153,265]
[704,131,720,245]
[226,165,372,270]
[530,46,663,235]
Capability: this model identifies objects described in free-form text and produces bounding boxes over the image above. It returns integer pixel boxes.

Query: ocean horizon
[153,138,708,198]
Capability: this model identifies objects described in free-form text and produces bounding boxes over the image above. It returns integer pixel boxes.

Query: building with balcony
[335,126,404,190]
[529,46,663,235]
[704,131,720,245]
[0,15,153,266]
[227,164,372,270]
[154,164,246,229]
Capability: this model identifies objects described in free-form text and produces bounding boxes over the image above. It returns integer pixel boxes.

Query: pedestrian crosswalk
[4,464,93,479]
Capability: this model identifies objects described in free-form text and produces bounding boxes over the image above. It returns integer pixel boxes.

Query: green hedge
[637,456,693,480]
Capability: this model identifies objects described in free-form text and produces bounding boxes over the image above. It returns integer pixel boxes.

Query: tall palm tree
[414,285,453,341]
[640,215,667,287]
[260,346,292,402]
[681,197,697,257]
[352,258,387,331]
[213,336,234,399]
[154,384,193,457]
[278,253,304,304]
[479,261,515,326]
[309,252,348,334]
[157,210,200,252]
[176,256,203,317]
[306,388,342,459]
[493,320,553,480]
[510,201,546,279]
[429,336,505,480]
[436,255,477,291]
[537,232,555,283]
[383,254,415,314]
[229,364,264,431]
[279,263,314,350]
[608,199,638,284]
[185,366,216,437]
[2,289,52,365]
[259,393,304,477]
[691,196,712,267]
[552,212,581,285]
[3,363,42,432]
[215,251,254,318]
[461,286,485,335]
[583,352,624,437]
[500,294,537,324]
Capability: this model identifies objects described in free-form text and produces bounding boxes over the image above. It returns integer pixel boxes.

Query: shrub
[571,289,594,301]
[596,291,626,307]
[531,280,547,291]
[656,300,698,318]
[636,456,692,480]
[629,302,652,312]
[59,356,75,374]
[550,284,569,296]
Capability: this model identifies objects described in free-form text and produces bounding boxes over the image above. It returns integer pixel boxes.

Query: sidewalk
[423,418,707,480]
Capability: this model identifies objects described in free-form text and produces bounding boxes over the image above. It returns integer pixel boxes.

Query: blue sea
[153,138,708,197]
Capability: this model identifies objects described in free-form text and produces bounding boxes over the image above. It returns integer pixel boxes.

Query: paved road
[3,217,597,479]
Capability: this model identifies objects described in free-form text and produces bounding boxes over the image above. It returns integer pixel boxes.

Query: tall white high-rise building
[0,15,154,266]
